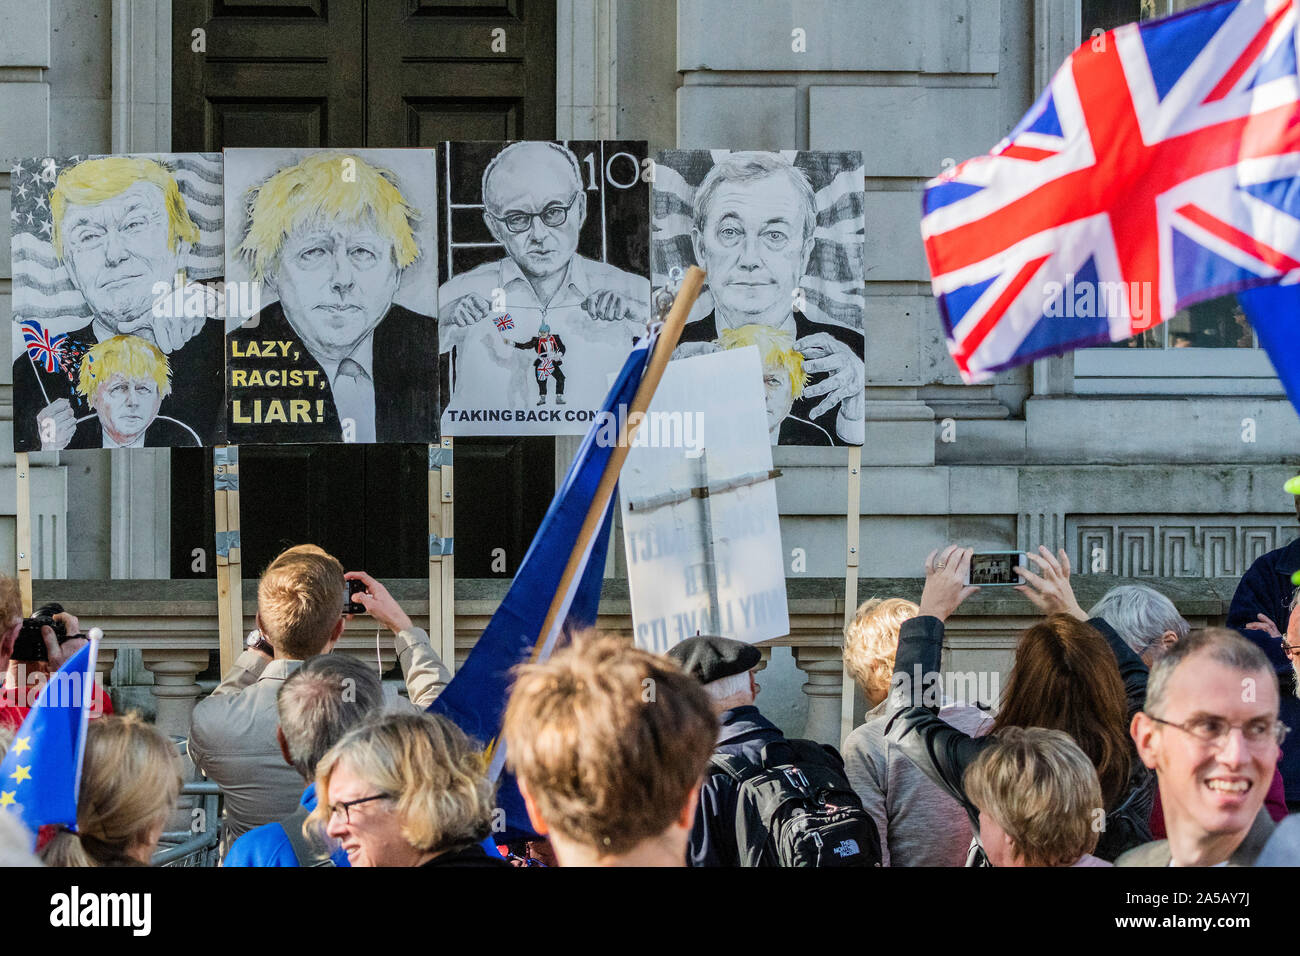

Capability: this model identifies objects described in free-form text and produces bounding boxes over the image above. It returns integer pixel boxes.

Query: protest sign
[223,148,440,445]
[619,346,789,652]
[438,140,651,436]
[654,149,865,446]
[10,153,226,450]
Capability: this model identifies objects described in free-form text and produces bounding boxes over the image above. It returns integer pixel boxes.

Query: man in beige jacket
[188,544,450,856]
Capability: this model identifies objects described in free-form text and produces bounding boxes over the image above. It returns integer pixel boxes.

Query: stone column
[141,650,210,743]
[93,648,116,716]
[792,644,844,746]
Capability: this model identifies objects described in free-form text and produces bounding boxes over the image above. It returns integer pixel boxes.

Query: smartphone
[967,552,1027,587]
[344,579,367,615]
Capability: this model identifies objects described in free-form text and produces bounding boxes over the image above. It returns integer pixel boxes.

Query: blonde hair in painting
[51,157,199,261]
[237,152,421,282]
[717,323,808,398]
[75,335,173,404]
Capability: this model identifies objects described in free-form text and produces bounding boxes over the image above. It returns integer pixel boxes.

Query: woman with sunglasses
[309,712,509,868]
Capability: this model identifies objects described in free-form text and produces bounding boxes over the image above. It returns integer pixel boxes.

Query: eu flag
[430,333,656,840]
[1238,285,1300,417]
[0,639,98,844]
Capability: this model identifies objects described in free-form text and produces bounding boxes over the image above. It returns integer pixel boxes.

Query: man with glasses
[439,141,649,421]
[1118,628,1282,866]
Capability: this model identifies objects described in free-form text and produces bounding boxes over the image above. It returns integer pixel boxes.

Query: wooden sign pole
[429,436,456,676]
[840,444,862,749]
[530,266,705,663]
[15,452,33,616]
[214,445,244,675]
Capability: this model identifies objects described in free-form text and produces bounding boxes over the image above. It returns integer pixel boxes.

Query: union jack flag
[494,313,514,332]
[19,321,66,374]
[537,356,554,381]
[922,0,1300,381]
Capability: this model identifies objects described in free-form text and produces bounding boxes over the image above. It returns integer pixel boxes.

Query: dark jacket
[227,301,439,445]
[1226,536,1300,804]
[13,318,226,451]
[418,843,512,868]
[1227,537,1300,671]
[884,614,1155,864]
[688,705,786,867]
[72,415,201,448]
[677,310,863,447]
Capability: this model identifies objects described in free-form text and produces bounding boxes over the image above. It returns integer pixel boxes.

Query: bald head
[480,142,587,281]
[482,142,584,216]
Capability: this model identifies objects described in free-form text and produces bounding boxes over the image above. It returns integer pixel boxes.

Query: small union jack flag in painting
[537,356,554,381]
[494,313,514,332]
[20,321,66,374]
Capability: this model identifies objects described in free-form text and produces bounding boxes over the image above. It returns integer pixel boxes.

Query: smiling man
[1118,628,1282,867]
[230,151,437,443]
[14,156,223,450]
[675,152,864,446]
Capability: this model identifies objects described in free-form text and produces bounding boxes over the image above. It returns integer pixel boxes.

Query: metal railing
[153,737,222,867]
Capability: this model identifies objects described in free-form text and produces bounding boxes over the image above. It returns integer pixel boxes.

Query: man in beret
[667,634,787,866]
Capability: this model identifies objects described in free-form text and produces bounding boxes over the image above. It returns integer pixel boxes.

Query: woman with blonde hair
[841,597,992,866]
[964,727,1111,867]
[41,712,181,866]
[310,711,507,868]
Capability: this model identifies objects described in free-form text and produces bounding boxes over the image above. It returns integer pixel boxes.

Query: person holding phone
[882,545,1156,863]
[188,545,450,856]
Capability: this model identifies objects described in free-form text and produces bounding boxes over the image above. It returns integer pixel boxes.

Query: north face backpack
[710,738,882,867]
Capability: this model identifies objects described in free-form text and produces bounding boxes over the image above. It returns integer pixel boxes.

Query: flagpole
[15,452,33,616]
[73,630,101,802]
[529,266,706,661]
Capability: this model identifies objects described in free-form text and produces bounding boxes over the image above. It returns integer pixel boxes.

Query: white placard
[620,346,789,653]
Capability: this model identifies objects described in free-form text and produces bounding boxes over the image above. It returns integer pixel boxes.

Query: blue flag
[1238,285,1300,416]
[0,639,98,844]
[430,333,655,840]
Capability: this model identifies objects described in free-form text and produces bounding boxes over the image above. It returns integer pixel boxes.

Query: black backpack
[710,738,882,867]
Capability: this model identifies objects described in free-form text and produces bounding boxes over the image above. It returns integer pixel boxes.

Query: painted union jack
[537,356,554,381]
[922,0,1300,381]
[494,313,515,332]
[20,321,66,374]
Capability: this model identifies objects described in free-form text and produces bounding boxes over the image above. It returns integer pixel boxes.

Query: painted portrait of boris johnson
[653,150,865,447]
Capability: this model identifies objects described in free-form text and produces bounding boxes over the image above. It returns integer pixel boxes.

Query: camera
[11,602,70,663]
[345,579,367,615]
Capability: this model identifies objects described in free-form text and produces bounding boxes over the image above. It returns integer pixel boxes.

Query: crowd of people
[3,511,1300,868]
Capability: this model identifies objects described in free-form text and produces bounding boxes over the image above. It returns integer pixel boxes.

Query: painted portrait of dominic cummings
[438,140,651,436]
[224,149,439,445]
[9,154,226,451]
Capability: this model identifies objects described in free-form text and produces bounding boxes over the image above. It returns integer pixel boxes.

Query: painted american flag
[922,0,1300,381]
[8,153,225,363]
